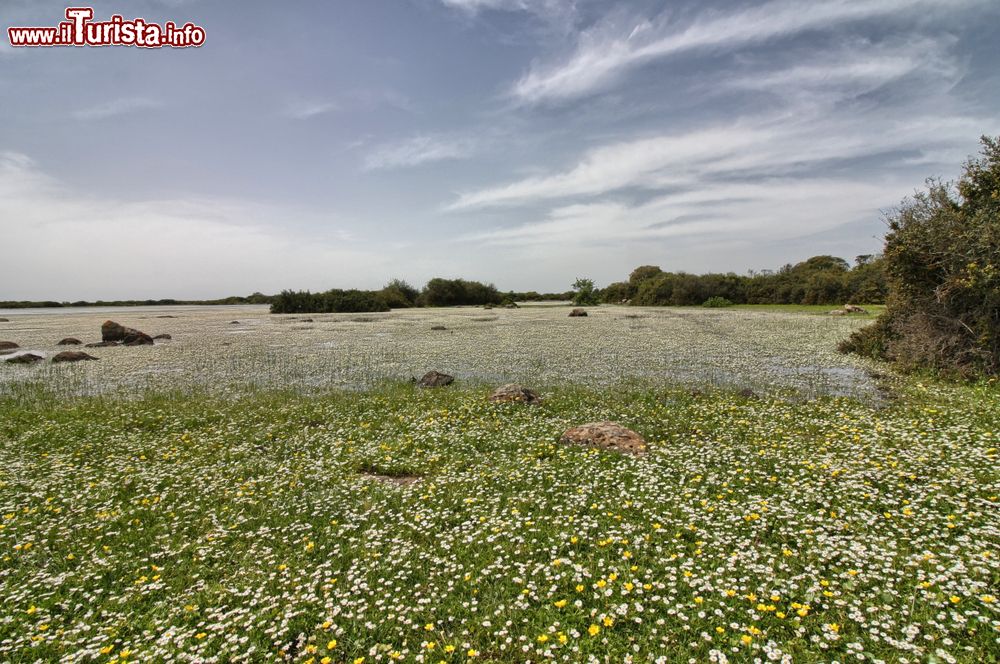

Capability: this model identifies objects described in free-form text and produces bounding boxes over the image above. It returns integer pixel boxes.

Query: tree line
[601,254,887,307]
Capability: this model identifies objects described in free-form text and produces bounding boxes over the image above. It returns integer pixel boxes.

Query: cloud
[364,135,476,170]
[439,0,573,17]
[718,36,962,99]
[511,0,979,104]
[72,97,161,120]
[461,177,899,248]
[0,152,390,300]
[450,57,986,211]
[283,100,339,120]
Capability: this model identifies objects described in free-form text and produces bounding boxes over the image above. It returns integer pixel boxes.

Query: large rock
[559,421,647,456]
[0,341,19,351]
[568,308,588,317]
[52,351,98,363]
[57,338,82,346]
[0,318,9,322]
[488,384,542,405]
[417,370,454,388]
[4,352,44,364]
[102,320,152,345]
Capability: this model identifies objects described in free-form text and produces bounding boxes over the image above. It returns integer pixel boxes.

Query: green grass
[1,379,997,662]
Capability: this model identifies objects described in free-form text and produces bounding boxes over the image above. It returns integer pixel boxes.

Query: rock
[86,341,120,348]
[230,321,241,325]
[52,351,98,363]
[0,341,19,351]
[300,318,313,323]
[488,384,542,405]
[417,370,454,388]
[559,421,647,456]
[430,325,447,331]
[4,352,44,364]
[504,302,519,309]
[57,338,82,345]
[123,331,154,346]
[483,305,493,310]
[828,309,846,316]
[0,318,8,322]
[155,315,177,318]
[152,334,172,340]
[102,320,152,344]
[843,304,868,314]
[569,308,588,317]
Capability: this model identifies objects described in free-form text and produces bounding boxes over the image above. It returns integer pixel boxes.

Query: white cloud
[448,104,988,210]
[462,177,900,248]
[440,0,573,16]
[283,100,339,120]
[0,152,391,300]
[364,135,476,170]
[511,0,980,104]
[72,97,161,121]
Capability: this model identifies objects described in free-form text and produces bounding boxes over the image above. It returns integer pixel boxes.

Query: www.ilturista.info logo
[7,7,205,48]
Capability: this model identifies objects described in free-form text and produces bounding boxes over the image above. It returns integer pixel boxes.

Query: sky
[1,0,998,300]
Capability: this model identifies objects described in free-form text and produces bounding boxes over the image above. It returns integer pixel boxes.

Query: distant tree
[601,281,631,303]
[627,265,663,297]
[421,278,502,307]
[572,278,600,306]
[381,279,420,308]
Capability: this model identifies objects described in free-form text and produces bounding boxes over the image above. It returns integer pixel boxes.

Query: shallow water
[0,304,886,399]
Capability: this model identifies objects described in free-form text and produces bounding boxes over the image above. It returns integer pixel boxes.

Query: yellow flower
[602,616,614,627]
[950,595,961,604]
[537,634,549,643]
[827,623,840,633]
[327,639,337,649]
[321,659,332,664]
[588,624,600,636]
[982,595,996,603]
[741,635,752,645]
[575,584,585,592]
[444,645,456,653]
[467,649,479,657]
[353,658,365,664]
[195,632,207,640]
[425,623,435,630]
[554,599,567,608]
[557,633,568,644]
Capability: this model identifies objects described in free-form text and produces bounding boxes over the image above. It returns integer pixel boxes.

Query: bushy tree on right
[840,136,1000,378]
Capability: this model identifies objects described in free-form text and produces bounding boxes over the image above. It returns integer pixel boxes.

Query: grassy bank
[1,380,997,662]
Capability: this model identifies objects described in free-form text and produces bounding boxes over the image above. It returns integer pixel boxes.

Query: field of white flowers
[0,305,882,399]
[1,306,997,663]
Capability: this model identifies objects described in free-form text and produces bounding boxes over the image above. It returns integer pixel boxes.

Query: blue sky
[1,0,998,299]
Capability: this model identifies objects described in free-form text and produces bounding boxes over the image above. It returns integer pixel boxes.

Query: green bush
[840,136,1000,378]
[269,289,389,314]
[703,296,734,308]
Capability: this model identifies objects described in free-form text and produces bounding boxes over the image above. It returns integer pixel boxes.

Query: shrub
[270,289,389,314]
[840,136,1000,378]
[421,278,502,307]
[571,278,600,306]
[380,279,420,308]
[703,296,734,308]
